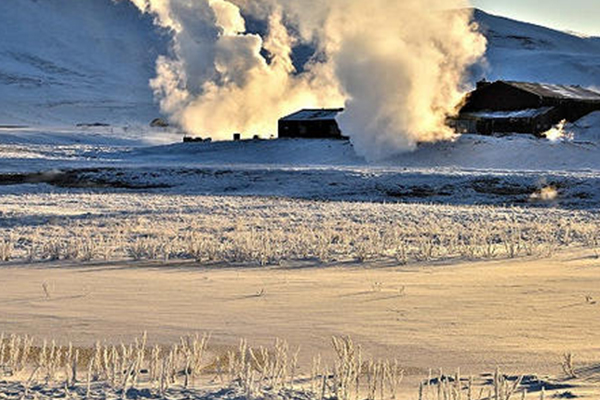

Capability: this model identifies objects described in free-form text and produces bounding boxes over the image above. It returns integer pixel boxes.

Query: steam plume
[130,0,486,160]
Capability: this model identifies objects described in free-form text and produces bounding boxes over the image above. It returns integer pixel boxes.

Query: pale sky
[472,0,600,36]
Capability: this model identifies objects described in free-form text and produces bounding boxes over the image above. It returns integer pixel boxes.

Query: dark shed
[278,108,346,139]
[454,81,600,136]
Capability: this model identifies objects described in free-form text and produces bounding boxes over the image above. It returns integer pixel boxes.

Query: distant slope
[473,9,600,87]
[0,0,168,125]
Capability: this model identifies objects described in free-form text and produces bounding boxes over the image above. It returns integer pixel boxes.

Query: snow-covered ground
[4,111,600,172]
[1,190,600,399]
[2,114,600,207]
[2,192,599,264]
[475,9,600,86]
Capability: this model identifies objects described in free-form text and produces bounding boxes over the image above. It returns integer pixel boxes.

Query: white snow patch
[464,107,554,119]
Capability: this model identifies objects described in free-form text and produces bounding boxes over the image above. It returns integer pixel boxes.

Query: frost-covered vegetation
[0,333,555,400]
[0,193,599,265]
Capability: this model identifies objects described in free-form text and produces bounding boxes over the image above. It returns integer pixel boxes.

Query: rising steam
[129,0,486,160]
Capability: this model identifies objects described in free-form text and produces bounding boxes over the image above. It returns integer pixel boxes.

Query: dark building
[453,80,600,136]
[278,108,345,139]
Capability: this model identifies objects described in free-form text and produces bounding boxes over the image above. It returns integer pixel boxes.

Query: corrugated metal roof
[504,81,600,101]
[463,107,555,120]
[280,108,344,121]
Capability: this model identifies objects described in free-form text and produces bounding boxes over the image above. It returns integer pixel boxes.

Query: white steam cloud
[129,0,486,160]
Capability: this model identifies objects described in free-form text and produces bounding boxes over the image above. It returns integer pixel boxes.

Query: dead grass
[1,195,599,266]
[0,333,567,400]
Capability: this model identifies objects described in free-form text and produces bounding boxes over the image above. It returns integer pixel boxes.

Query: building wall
[560,102,600,122]
[453,107,564,136]
[278,120,343,139]
[472,116,552,136]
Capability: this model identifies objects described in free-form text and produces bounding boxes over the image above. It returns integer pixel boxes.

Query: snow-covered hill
[0,0,168,125]
[473,9,600,86]
[1,2,600,127]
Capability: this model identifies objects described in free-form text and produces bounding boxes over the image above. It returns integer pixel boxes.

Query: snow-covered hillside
[474,9,600,86]
[0,0,168,125]
[1,2,600,128]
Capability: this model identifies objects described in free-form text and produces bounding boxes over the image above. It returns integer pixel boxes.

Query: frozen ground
[2,132,600,399]
[0,382,325,400]
[0,188,599,400]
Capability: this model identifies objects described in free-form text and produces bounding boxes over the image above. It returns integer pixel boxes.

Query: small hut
[278,108,345,139]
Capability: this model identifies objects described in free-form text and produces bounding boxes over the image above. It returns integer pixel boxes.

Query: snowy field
[1,127,600,399]
[2,133,600,399]
[2,146,600,400]
[1,121,600,399]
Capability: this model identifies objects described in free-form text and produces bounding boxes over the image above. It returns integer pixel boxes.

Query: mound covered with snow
[123,112,600,172]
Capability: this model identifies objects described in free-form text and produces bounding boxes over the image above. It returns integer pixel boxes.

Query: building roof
[503,81,600,101]
[280,108,344,122]
[462,107,555,120]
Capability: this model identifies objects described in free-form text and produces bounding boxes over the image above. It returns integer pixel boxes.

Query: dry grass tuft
[0,333,559,400]
[1,195,599,267]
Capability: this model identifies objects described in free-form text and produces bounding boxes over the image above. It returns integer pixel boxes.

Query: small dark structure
[150,118,169,128]
[454,80,600,136]
[233,133,241,141]
[76,122,110,128]
[183,136,203,143]
[278,108,345,139]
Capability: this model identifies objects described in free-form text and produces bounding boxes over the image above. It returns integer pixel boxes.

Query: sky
[472,0,600,36]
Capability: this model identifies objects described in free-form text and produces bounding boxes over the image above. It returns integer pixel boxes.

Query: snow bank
[570,111,600,141]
